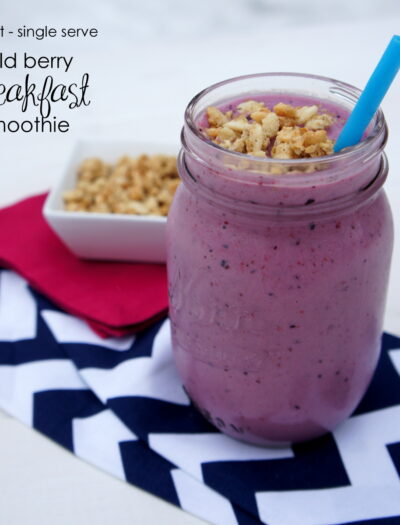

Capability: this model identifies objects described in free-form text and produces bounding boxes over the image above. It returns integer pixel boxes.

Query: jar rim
[184,72,387,170]
[179,148,389,219]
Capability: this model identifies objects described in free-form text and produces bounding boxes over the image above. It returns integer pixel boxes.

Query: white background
[0,2,400,524]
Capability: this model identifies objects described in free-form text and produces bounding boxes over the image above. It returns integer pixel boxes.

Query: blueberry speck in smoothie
[220,260,230,269]
[216,417,226,428]
[305,199,315,205]
[230,424,244,434]
[309,223,316,230]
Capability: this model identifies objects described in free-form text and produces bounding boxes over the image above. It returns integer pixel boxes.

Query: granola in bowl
[63,154,179,216]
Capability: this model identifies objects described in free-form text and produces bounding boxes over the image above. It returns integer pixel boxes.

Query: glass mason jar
[166,73,394,445]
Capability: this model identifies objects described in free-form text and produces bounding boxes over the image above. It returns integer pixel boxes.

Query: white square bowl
[43,140,178,263]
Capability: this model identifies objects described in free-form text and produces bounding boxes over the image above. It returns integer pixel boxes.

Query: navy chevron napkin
[1,269,400,525]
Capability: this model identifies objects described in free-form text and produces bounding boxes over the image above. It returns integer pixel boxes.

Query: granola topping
[63,154,179,216]
[203,100,336,160]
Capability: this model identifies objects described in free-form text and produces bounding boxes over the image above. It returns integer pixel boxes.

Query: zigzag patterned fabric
[1,269,400,525]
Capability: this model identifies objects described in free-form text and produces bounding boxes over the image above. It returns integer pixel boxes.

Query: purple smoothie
[167,75,393,444]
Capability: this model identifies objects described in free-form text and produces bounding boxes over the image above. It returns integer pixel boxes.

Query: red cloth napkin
[0,194,168,337]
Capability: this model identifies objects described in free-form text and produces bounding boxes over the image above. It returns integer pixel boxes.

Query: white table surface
[1,8,400,525]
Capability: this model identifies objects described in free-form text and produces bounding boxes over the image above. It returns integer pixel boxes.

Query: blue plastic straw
[334,35,400,152]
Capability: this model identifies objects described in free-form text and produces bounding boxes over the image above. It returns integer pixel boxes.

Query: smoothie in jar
[167,73,393,445]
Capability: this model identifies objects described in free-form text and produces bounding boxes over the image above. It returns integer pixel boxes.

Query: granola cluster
[63,154,179,216]
[204,100,336,159]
